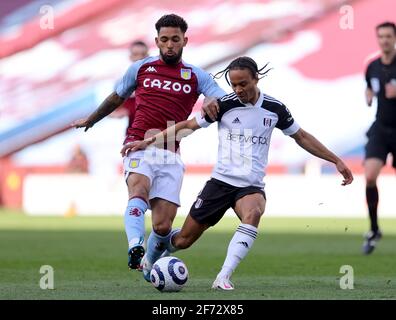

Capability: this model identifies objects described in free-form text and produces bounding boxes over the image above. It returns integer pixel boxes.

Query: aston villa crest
[180,68,191,80]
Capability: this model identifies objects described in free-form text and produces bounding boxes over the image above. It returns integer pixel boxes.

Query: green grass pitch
[1,210,395,300]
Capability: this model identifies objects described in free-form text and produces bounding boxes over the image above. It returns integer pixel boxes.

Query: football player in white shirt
[121,57,354,290]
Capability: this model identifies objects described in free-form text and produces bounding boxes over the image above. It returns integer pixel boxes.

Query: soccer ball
[150,256,188,292]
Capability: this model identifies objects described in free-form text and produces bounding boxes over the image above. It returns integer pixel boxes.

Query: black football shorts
[365,121,396,168]
[189,178,266,226]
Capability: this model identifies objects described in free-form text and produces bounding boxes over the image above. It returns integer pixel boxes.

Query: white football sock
[218,223,258,278]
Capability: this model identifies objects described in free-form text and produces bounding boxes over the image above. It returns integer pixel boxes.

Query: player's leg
[362,125,387,254]
[147,198,178,258]
[171,177,234,247]
[168,214,210,251]
[145,154,185,264]
[213,191,265,290]
[166,178,233,256]
[125,172,150,269]
[364,158,383,233]
[123,151,154,269]
[141,152,186,280]
[140,198,180,281]
[145,215,209,282]
[147,177,231,259]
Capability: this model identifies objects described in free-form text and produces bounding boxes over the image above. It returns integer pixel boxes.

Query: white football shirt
[195,92,300,188]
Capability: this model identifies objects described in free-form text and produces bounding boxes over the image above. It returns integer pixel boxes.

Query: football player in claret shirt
[74,14,226,274]
[362,21,396,254]
[122,57,354,289]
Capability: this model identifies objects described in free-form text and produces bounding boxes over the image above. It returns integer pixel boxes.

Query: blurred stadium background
[0,0,395,300]
[1,0,395,217]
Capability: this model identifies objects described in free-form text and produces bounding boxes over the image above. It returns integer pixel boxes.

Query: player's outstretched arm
[290,128,354,186]
[120,118,201,156]
[72,92,125,132]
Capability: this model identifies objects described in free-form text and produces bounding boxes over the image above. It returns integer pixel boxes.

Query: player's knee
[152,222,172,237]
[364,163,381,187]
[128,186,148,200]
[242,207,263,225]
[365,176,378,187]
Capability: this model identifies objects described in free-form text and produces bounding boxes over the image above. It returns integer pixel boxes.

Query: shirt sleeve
[194,67,227,98]
[113,78,122,91]
[276,103,300,136]
[115,57,153,98]
[194,112,213,128]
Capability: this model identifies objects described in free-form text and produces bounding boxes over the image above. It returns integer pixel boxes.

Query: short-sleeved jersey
[196,92,300,188]
[365,56,396,127]
[116,56,226,150]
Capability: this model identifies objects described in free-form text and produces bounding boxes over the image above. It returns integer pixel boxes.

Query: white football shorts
[123,147,185,206]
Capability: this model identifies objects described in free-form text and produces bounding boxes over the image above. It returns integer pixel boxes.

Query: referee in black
[363,21,396,255]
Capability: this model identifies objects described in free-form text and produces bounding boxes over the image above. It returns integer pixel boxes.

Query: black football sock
[366,185,379,233]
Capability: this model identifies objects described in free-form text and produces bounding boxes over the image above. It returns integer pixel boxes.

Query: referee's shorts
[365,121,396,168]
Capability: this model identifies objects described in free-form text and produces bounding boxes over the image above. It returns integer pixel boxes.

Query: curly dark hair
[155,14,188,33]
[213,56,272,86]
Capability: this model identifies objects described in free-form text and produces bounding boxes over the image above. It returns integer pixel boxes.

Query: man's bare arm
[291,128,353,186]
[73,92,125,132]
[121,118,201,156]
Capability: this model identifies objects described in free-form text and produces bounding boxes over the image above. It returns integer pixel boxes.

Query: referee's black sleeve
[203,98,223,123]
